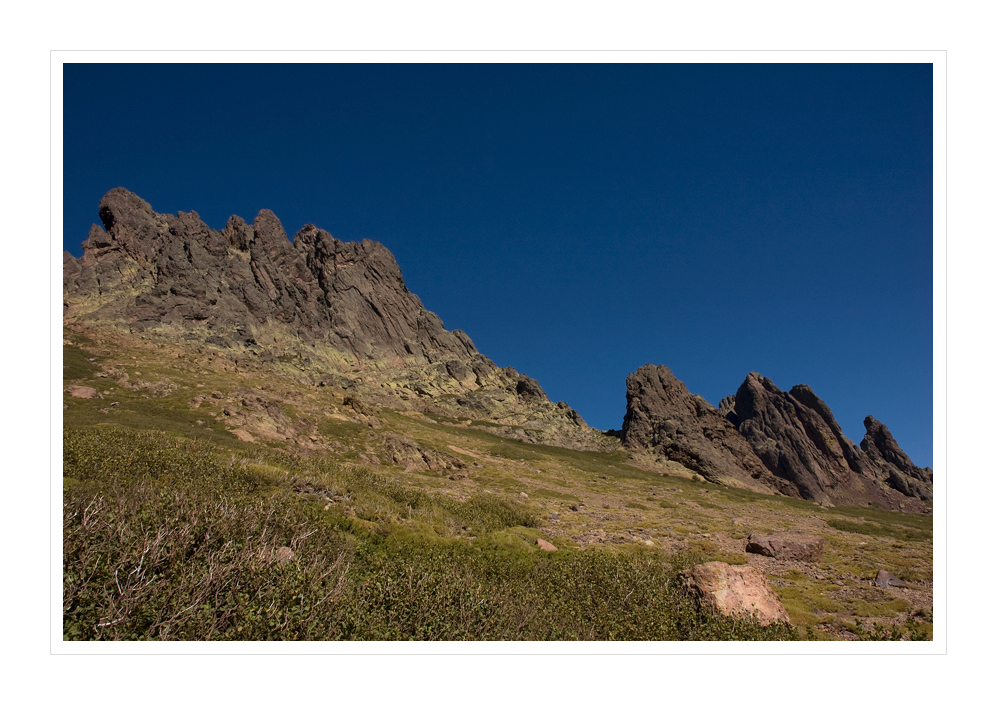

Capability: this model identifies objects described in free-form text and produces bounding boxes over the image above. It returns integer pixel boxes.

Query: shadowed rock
[873,569,909,588]
[731,372,929,510]
[65,189,478,363]
[516,374,548,401]
[621,364,780,493]
[861,416,933,501]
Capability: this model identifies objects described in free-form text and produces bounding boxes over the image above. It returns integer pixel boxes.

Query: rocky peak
[65,188,475,363]
[64,188,600,451]
[622,364,931,512]
[93,187,162,261]
[621,364,778,493]
[861,416,933,501]
[733,373,873,503]
[788,383,881,482]
[730,373,928,510]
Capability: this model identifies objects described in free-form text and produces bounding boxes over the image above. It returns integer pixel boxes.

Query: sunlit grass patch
[825,517,931,542]
[63,343,103,381]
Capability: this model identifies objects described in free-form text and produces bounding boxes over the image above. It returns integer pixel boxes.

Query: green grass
[60,328,932,642]
[830,503,933,531]
[773,584,846,628]
[63,343,102,381]
[317,418,369,442]
[62,425,798,641]
[825,518,932,542]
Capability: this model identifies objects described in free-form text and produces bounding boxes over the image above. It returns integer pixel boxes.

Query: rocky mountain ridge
[64,189,932,512]
[63,188,599,449]
[623,364,931,512]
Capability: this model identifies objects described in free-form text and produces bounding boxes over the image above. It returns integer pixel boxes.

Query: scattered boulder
[383,433,466,473]
[66,385,99,399]
[745,532,824,563]
[536,538,557,552]
[874,569,907,588]
[343,395,375,416]
[230,428,255,443]
[681,561,790,626]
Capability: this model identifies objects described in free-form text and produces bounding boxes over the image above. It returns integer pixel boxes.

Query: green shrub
[62,426,799,641]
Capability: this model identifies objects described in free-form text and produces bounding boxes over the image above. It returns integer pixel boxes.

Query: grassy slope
[61,330,932,641]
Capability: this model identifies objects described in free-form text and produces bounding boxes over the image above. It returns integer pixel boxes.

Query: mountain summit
[64,189,931,512]
[622,365,931,512]
[65,187,477,362]
[63,188,597,448]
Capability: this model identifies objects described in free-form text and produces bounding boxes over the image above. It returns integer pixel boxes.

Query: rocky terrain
[62,189,933,641]
[622,365,932,513]
[64,189,931,513]
[621,364,786,495]
[64,188,600,450]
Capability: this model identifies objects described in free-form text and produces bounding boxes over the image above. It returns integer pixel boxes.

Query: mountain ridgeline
[63,188,593,448]
[622,365,931,512]
[63,189,931,512]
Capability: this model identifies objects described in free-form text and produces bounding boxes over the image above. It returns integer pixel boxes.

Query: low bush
[63,426,799,641]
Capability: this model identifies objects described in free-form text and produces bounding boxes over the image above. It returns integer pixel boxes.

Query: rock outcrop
[621,365,786,494]
[623,366,931,512]
[63,188,600,449]
[65,188,477,363]
[729,372,869,503]
[729,372,929,509]
[861,416,933,501]
[873,569,910,588]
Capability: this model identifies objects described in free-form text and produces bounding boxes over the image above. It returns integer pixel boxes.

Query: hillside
[62,190,933,641]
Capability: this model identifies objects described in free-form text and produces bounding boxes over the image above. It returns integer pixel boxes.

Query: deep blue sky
[63,63,933,467]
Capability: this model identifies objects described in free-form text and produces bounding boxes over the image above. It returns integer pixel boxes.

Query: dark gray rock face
[731,372,929,510]
[63,188,602,448]
[718,395,738,425]
[515,374,548,402]
[624,365,931,511]
[732,372,847,502]
[861,416,933,501]
[621,365,780,493]
[787,384,880,483]
[64,188,478,363]
[63,188,602,450]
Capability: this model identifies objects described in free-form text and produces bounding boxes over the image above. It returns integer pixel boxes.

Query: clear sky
[63,62,933,468]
